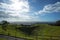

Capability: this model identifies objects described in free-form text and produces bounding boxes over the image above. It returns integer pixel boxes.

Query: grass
[33,24,60,36]
[0,38,7,40]
[0,24,60,40]
[32,24,60,40]
[0,24,33,40]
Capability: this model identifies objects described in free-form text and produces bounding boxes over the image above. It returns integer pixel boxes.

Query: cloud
[1,0,60,22]
[0,0,30,13]
[0,0,37,22]
[0,11,10,18]
[35,2,60,15]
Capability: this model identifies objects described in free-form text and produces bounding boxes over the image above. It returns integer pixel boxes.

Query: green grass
[0,38,7,40]
[33,24,60,36]
[0,24,60,40]
[32,24,60,40]
[0,24,33,40]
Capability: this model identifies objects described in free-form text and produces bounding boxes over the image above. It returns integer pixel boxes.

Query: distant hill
[10,22,55,25]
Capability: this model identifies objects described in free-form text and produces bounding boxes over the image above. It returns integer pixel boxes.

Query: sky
[0,0,60,22]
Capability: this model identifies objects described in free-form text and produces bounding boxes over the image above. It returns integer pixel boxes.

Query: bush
[56,20,60,26]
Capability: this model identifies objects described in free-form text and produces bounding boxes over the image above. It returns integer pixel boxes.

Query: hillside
[0,24,33,40]
[32,24,60,40]
[0,23,60,40]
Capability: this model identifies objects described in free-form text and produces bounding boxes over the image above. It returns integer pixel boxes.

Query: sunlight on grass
[0,24,60,40]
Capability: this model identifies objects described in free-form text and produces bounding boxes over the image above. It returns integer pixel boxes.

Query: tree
[56,20,60,26]
[1,20,9,30]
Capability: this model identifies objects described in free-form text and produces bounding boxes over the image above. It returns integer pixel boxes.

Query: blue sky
[0,0,60,22]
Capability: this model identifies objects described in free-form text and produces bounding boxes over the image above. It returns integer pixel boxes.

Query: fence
[34,35,60,40]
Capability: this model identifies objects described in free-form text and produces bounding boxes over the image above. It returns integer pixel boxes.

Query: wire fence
[34,35,60,40]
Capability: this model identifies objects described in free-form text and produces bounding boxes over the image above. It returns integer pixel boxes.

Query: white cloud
[0,0,30,13]
[1,0,60,22]
[0,0,39,22]
[35,2,60,15]
[0,0,36,22]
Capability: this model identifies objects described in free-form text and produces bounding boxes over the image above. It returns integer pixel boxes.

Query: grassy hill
[0,38,7,40]
[32,24,60,40]
[0,23,60,40]
[0,24,33,40]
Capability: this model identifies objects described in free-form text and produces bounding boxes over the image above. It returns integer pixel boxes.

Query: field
[0,38,7,40]
[32,24,60,40]
[0,23,60,40]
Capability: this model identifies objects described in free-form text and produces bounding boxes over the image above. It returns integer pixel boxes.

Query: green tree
[56,20,60,26]
[1,20,9,31]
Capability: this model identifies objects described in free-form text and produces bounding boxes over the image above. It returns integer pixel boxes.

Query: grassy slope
[0,24,60,40]
[0,24,33,40]
[0,38,7,40]
[32,24,60,40]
